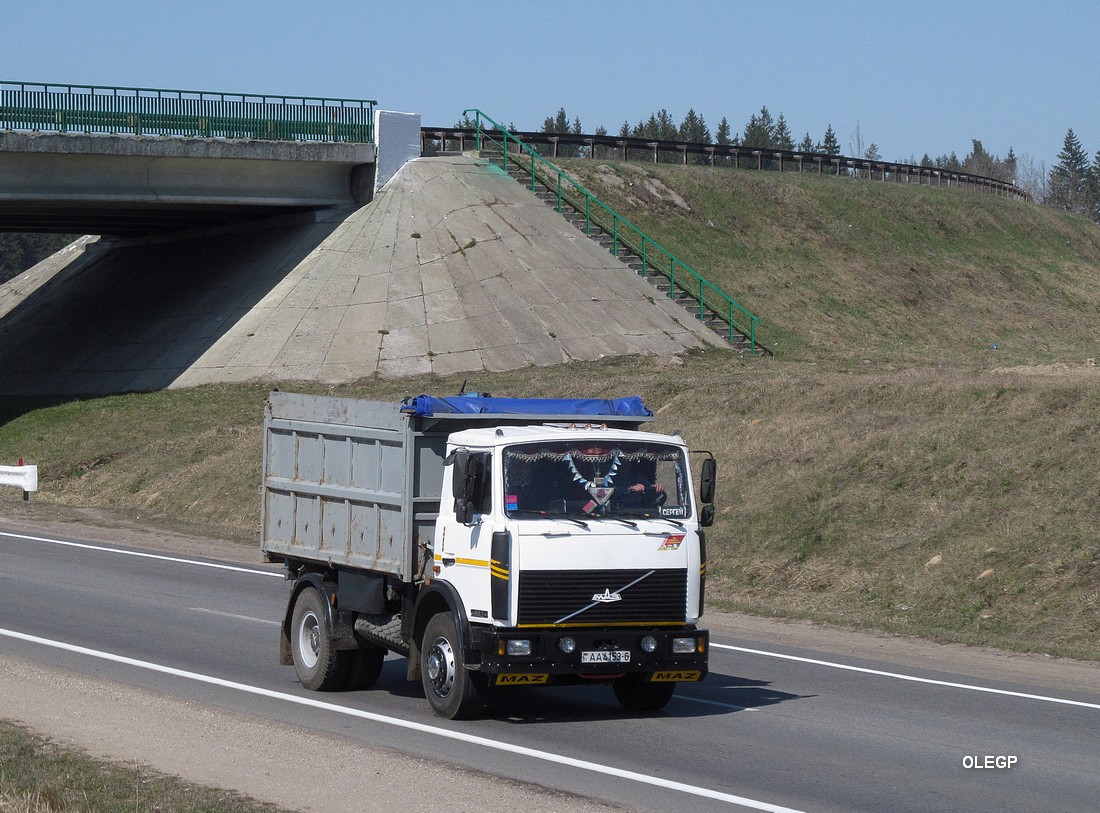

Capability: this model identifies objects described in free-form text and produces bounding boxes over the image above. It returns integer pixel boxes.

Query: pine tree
[798,132,814,153]
[1048,128,1090,214]
[715,117,732,146]
[679,108,711,144]
[821,125,840,156]
[774,114,794,151]
[656,109,677,141]
[742,106,775,149]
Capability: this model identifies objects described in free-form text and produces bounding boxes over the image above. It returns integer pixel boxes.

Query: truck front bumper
[466,625,708,684]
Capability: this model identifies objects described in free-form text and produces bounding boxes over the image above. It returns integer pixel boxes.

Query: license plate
[581,650,631,664]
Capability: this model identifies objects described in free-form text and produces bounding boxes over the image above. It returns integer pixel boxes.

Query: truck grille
[517,568,687,626]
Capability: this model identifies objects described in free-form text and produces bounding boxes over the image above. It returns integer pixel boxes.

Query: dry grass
[0,723,285,813]
[3,353,1099,659]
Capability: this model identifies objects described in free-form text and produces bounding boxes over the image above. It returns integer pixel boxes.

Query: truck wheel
[421,612,481,719]
[290,587,350,691]
[346,645,386,690]
[613,674,676,712]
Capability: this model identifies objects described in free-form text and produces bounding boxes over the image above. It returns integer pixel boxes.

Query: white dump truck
[261,391,715,719]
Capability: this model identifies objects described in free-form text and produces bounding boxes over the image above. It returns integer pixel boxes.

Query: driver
[613,460,665,509]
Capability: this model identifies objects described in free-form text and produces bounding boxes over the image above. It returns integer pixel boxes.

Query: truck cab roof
[447,423,685,449]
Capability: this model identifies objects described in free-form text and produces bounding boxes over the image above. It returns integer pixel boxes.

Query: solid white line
[0,627,805,813]
[711,643,1100,710]
[0,529,281,578]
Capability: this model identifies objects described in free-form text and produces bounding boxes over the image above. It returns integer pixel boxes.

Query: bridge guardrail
[1,81,376,143]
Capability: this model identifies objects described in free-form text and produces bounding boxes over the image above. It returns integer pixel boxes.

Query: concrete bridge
[0,81,436,236]
[0,131,378,236]
[0,82,720,396]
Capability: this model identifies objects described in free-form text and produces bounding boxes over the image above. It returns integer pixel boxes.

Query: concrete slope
[0,155,721,395]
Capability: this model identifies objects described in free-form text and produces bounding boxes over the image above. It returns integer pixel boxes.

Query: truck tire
[613,674,676,712]
[346,645,386,690]
[290,587,351,691]
[421,612,481,719]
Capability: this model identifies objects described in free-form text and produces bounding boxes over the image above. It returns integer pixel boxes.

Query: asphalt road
[1,525,1097,813]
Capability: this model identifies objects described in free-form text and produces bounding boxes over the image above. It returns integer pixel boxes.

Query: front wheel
[420,612,481,719]
[290,587,351,691]
[613,674,676,712]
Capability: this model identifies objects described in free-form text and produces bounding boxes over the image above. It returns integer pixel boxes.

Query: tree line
[0,233,74,284]
[462,105,1048,200]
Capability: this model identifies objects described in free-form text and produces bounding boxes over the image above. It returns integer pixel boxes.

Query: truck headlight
[641,635,658,653]
[506,639,532,656]
[672,636,697,654]
[558,636,576,654]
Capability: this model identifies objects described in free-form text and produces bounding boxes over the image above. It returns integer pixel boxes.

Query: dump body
[261,392,444,581]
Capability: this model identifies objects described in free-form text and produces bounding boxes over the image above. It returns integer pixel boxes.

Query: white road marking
[188,607,280,626]
[674,694,758,712]
[0,627,805,813]
[712,643,1100,710]
[0,530,281,578]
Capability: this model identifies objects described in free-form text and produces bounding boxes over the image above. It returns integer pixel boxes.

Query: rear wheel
[290,587,351,691]
[420,612,481,719]
[346,645,386,690]
[613,674,676,712]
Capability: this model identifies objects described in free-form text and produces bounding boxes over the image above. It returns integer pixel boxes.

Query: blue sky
[4,0,1096,172]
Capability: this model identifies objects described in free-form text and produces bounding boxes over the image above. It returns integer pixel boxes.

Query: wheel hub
[426,636,456,697]
[297,610,321,669]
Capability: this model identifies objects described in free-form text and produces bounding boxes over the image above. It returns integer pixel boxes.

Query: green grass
[0,723,286,813]
[2,164,1100,662]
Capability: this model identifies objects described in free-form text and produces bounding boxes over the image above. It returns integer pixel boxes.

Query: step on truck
[261,391,715,719]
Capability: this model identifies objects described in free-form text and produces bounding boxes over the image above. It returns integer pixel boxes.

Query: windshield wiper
[600,517,639,529]
[511,510,590,530]
[618,510,685,529]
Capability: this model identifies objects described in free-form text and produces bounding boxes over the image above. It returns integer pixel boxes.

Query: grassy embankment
[2,162,1099,662]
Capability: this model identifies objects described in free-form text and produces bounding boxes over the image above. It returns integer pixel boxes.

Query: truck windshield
[502,439,692,522]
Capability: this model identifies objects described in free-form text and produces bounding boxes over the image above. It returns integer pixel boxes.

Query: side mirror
[700,504,715,528]
[451,451,484,524]
[699,456,717,506]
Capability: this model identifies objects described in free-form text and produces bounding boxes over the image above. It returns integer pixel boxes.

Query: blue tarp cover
[402,394,652,418]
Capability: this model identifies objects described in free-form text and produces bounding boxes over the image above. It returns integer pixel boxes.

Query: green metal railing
[462,109,762,352]
[0,81,376,143]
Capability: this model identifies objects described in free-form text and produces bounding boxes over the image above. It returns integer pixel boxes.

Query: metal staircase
[461,109,767,355]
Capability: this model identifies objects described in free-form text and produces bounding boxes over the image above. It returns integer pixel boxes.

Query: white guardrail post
[0,458,38,501]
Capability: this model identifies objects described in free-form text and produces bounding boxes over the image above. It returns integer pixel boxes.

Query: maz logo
[591,588,623,603]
